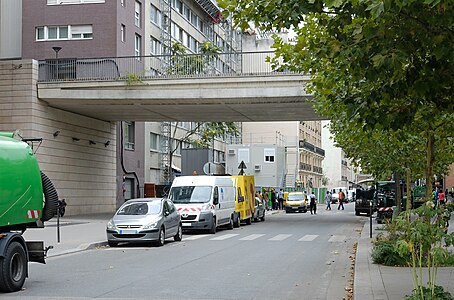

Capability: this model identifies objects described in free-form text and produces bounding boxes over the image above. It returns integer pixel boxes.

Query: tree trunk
[425,130,435,200]
[406,168,412,210]
[395,172,402,215]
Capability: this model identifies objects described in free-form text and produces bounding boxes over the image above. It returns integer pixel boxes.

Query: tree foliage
[220,0,454,195]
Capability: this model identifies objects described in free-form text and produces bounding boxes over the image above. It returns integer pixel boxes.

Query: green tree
[219,0,454,198]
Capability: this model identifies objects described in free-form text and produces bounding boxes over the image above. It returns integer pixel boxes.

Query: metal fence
[38,51,292,82]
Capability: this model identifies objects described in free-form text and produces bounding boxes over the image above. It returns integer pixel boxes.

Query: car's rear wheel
[174,224,182,241]
[156,227,165,246]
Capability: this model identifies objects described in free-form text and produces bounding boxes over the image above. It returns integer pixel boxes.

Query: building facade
[0,0,239,214]
[242,121,324,189]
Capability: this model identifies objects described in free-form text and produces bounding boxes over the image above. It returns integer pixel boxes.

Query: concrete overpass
[37,74,318,122]
[36,51,323,122]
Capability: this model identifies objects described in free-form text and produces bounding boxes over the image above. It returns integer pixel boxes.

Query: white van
[168,176,235,234]
[331,186,348,203]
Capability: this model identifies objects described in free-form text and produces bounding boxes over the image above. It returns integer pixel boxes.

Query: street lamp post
[52,46,62,80]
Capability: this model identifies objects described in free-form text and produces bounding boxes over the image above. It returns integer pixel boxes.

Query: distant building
[225,144,286,188]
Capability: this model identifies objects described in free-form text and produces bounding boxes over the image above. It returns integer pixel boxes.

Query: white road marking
[210,234,240,241]
[298,234,318,241]
[239,234,266,241]
[268,234,292,241]
[328,235,346,242]
[184,234,210,240]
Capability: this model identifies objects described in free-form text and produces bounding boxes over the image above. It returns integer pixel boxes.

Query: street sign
[238,160,246,175]
[203,162,216,175]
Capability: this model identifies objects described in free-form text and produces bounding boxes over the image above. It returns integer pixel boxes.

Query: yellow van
[285,192,308,213]
[230,175,255,227]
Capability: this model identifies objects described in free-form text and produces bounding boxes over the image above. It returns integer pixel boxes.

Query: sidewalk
[354,212,454,299]
[22,213,112,257]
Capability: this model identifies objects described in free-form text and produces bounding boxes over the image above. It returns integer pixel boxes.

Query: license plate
[119,229,136,234]
[182,223,192,227]
[292,207,299,209]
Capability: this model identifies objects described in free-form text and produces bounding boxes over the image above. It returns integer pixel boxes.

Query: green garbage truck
[0,132,58,292]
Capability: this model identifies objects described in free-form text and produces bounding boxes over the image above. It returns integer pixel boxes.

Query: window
[150,133,159,151]
[35,25,92,41]
[150,4,161,26]
[238,148,250,163]
[264,148,275,163]
[183,5,190,20]
[191,13,198,27]
[135,1,141,27]
[71,25,93,39]
[150,37,161,55]
[120,24,125,42]
[135,34,141,58]
[124,121,135,150]
[173,0,183,14]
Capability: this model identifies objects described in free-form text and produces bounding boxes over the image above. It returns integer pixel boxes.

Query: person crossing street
[338,189,345,210]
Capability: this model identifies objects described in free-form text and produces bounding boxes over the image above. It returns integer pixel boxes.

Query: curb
[354,221,388,300]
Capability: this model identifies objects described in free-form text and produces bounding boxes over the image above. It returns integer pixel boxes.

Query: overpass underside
[38,75,320,122]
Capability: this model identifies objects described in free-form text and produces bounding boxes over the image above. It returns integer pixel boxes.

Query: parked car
[253,197,266,222]
[285,192,308,213]
[106,198,182,247]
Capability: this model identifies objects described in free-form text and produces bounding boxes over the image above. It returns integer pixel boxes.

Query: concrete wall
[0,59,117,215]
[0,0,22,59]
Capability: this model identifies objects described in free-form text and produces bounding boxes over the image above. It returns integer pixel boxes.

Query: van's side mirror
[213,196,219,205]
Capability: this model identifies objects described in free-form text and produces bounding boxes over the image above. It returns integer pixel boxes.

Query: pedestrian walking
[338,189,345,210]
[324,191,331,210]
[309,192,317,214]
[271,189,277,210]
[263,191,270,210]
[438,189,445,206]
[278,189,284,210]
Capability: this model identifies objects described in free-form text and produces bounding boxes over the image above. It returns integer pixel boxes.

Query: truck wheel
[40,171,59,222]
[355,211,360,216]
[233,214,240,228]
[209,217,216,234]
[227,216,234,230]
[246,217,252,225]
[0,241,27,293]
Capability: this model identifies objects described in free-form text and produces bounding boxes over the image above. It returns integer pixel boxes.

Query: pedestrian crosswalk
[182,233,347,243]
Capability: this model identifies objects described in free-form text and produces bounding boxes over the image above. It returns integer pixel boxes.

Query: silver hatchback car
[106,198,182,247]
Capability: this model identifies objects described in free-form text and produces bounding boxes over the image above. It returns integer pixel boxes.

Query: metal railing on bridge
[38,51,295,82]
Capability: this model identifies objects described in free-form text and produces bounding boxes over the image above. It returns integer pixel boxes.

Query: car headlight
[107,219,115,230]
[143,221,159,229]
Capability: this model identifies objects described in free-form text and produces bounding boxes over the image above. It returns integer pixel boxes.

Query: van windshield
[169,186,212,204]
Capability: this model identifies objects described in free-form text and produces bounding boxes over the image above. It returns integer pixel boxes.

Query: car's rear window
[117,202,161,215]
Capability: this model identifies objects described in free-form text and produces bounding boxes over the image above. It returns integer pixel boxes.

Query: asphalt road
[4,203,365,300]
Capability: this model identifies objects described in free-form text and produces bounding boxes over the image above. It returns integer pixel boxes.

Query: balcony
[313,166,323,174]
[299,140,325,157]
[300,163,312,172]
